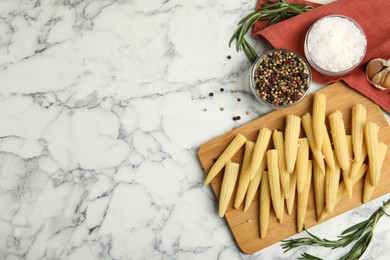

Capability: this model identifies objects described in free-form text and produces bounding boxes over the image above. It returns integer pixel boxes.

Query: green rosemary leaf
[267,14,282,26]
[228,27,241,47]
[242,38,257,62]
[289,4,305,14]
[259,2,283,9]
[237,11,259,25]
[261,6,289,15]
[296,4,314,10]
[259,13,283,22]
[237,23,248,49]
[237,13,261,44]
[341,220,369,235]
[247,13,263,27]
[299,253,323,260]
[303,226,323,241]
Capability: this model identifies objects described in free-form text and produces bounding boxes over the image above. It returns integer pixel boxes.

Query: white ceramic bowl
[304,15,367,76]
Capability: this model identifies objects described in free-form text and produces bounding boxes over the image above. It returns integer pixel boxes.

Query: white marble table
[0,0,389,259]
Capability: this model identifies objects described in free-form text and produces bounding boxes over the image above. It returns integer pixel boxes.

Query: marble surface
[0,0,389,259]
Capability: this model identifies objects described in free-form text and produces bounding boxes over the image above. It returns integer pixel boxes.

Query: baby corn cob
[234,141,255,209]
[363,171,375,204]
[279,192,285,224]
[352,104,366,162]
[259,171,271,239]
[205,134,247,184]
[342,135,353,198]
[286,167,297,215]
[350,142,367,179]
[329,111,350,171]
[312,93,326,149]
[285,115,301,173]
[244,157,266,211]
[297,160,313,232]
[250,128,272,180]
[363,142,388,203]
[365,122,380,186]
[319,163,367,222]
[272,130,290,199]
[296,138,309,193]
[322,126,335,170]
[313,160,325,220]
[244,171,262,212]
[325,151,340,213]
[219,161,240,217]
[267,149,282,220]
[301,113,326,174]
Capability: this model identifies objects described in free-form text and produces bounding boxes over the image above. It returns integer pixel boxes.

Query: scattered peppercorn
[220,88,224,92]
[220,107,224,111]
[209,92,214,97]
[252,50,310,107]
[237,97,241,102]
[227,55,231,59]
[237,116,241,120]
[203,108,207,112]
[245,111,250,115]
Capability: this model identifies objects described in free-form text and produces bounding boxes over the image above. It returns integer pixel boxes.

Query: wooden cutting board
[198,81,390,254]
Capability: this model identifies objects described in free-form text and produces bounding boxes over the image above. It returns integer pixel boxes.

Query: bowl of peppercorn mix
[249,49,311,109]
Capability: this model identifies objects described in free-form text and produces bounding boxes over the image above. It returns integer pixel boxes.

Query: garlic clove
[372,68,388,85]
[382,70,390,89]
[366,58,385,79]
[379,69,389,85]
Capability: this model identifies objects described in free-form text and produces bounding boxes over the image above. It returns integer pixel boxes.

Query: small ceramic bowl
[304,15,367,76]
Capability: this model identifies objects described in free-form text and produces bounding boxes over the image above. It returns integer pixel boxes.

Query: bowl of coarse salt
[304,15,367,76]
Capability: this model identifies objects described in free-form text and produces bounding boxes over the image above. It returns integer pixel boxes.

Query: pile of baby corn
[204,93,387,239]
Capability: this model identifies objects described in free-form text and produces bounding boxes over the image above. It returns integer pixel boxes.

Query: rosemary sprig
[281,198,390,260]
[229,0,314,62]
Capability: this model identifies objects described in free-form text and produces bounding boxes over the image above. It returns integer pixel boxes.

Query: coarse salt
[306,16,367,73]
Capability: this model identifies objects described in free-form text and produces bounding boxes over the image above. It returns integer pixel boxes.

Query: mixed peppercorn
[253,50,310,107]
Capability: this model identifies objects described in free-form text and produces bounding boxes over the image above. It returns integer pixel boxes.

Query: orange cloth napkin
[252,0,390,113]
